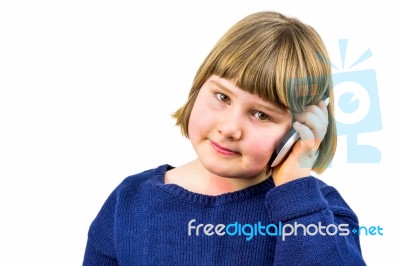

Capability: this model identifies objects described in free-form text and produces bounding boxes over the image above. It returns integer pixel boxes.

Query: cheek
[188,100,213,139]
[244,130,287,164]
[246,140,275,164]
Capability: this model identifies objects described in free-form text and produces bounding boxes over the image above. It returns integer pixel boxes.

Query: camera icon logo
[331,39,382,163]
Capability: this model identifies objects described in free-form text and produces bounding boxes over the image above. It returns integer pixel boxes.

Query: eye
[253,111,271,121]
[216,93,230,103]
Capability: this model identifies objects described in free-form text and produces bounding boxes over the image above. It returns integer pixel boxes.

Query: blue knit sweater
[83,164,366,265]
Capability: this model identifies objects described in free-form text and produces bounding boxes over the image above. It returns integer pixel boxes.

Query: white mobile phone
[268,98,330,168]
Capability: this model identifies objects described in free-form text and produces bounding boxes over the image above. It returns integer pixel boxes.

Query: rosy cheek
[190,112,207,130]
[245,141,274,163]
[188,112,199,138]
[247,128,288,161]
[189,105,213,139]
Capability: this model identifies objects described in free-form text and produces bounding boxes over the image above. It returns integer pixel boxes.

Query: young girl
[83,11,366,265]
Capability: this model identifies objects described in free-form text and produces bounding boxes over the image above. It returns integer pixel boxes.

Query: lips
[210,140,239,156]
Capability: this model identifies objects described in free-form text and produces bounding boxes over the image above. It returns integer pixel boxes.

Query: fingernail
[293,121,300,128]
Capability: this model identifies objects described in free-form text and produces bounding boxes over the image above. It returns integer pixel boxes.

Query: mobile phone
[268,98,330,168]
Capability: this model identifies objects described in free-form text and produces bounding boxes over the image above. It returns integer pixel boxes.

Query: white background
[0,1,398,265]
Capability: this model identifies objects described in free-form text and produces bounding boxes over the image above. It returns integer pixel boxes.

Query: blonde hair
[173,11,336,173]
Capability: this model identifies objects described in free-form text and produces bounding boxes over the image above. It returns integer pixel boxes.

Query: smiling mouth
[210,141,240,156]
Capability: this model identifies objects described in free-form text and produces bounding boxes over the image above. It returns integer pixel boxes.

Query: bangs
[205,20,332,113]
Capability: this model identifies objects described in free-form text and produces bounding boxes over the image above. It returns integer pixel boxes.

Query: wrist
[272,156,312,186]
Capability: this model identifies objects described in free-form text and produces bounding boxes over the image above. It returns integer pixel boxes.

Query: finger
[318,99,329,115]
[294,112,327,140]
[297,103,328,125]
[293,121,315,146]
[292,121,318,167]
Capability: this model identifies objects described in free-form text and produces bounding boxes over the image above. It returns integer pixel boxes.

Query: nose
[218,111,242,141]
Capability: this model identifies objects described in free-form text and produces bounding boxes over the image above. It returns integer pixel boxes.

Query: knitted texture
[83,164,366,265]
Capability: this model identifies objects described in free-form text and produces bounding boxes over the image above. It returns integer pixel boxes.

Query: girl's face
[188,75,292,179]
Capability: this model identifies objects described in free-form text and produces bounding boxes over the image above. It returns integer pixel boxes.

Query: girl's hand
[272,100,329,186]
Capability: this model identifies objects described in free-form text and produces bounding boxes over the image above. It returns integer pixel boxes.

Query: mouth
[210,140,240,156]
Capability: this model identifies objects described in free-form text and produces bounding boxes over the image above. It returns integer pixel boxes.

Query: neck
[165,159,268,196]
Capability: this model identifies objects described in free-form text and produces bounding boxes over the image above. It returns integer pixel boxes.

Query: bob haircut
[173,11,336,173]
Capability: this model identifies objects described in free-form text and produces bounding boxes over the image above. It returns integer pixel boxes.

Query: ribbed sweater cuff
[265,177,328,223]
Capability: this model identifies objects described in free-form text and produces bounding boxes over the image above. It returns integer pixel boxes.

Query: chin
[201,157,263,179]
[200,158,238,178]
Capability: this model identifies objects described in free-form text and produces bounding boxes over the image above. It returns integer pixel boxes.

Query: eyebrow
[208,79,288,116]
